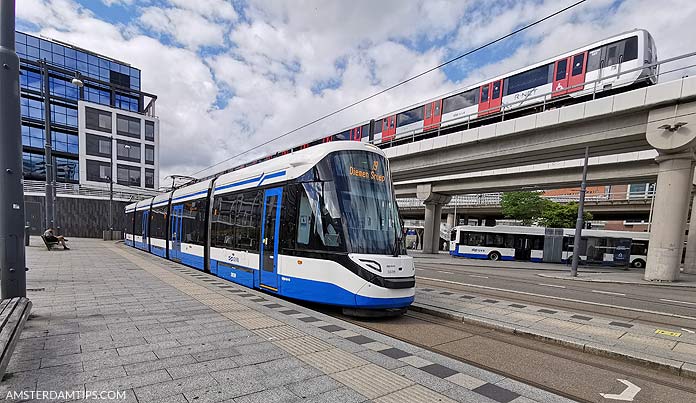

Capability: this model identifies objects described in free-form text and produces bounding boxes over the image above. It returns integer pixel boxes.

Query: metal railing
[371,51,696,148]
[397,191,655,209]
[23,180,159,202]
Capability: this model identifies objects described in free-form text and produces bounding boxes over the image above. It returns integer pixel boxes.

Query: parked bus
[449,225,650,268]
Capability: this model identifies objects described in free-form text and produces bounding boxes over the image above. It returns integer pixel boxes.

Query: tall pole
[109,177,113,240]
[0,0,27,298]
[571,147,590,277]
[41,60,55,230]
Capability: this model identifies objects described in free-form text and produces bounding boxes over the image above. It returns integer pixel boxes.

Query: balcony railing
[23,180,159,202]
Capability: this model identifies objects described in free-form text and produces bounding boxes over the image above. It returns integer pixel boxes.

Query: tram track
[317,306,696,403]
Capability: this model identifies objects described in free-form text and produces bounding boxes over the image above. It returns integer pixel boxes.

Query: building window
[84,86,111,106]
[628,183,655,199]
[116,114,141,138]
[116,140,140,162]
[117,164,141,187]
[86,160,111,183]
[19,69,42,92]
[52,130,79,154]
[145,121,155,141]
[86,134,112,158]
[145,168,155,189]
[49,77,79,101]
[22,151,45,180]
[20,96,44,120]
[85,107,112,133]
[54,157,79,182]
[50,104,78,128]
[145,145,155,165]
[21,125,44,149]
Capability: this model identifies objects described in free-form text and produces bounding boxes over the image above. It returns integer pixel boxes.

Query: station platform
[2,239,570,403]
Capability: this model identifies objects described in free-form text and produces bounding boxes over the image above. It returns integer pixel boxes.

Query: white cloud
[15,0,696,181]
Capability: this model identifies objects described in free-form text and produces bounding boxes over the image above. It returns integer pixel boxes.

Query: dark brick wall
[24,195,131,238]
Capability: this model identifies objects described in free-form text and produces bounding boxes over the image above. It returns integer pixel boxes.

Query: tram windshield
[297,150,404,255]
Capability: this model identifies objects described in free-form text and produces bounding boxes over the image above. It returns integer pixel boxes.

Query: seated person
[43,228,69,250]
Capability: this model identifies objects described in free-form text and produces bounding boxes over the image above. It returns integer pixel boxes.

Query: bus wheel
[488,251,501,261]
[632,259,645,269]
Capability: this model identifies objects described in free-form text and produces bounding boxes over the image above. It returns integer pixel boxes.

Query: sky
[15,0,696,183]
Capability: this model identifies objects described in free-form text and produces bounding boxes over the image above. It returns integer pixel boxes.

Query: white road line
[437,270,453,274]
[537,283,566,289]
[660,298,696,306]
[681,328,696,334]
[416,268,426,271]
[415,276,696,321]
[591,290,626,296]
[469,275,489,279]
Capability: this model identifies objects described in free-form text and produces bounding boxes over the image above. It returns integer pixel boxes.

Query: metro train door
[567,52,587,94]
[350,126,362,141]
[599,41,623,88]
[553,58,570,97]
[423,100,442,131]
[381,115,396,142]
[170,205,183,261]
[478,80,503,117]
[259,187,282,292]
[141,210,149,251]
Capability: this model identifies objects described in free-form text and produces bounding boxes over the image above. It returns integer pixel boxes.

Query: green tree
[500,191,548,225]
[539,202,593,228]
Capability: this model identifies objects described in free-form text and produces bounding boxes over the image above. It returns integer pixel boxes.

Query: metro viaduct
[383,75,696,281]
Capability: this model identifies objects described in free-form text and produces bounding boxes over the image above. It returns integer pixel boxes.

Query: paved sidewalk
[1,239,569,403]
[537,271,696,288]
[413,285,696,378]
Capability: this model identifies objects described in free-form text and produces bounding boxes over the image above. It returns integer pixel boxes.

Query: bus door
[567,52,587,94]
[423,100,442,131]
[170,205,183,261]
[260,187,282,292]
[478,80,503,116]
[140,210,149,251]
[553,57,570,97]
[514,236,532,261]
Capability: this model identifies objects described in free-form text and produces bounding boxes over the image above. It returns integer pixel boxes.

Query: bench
[0,297,32,380]
[40,235,59,251]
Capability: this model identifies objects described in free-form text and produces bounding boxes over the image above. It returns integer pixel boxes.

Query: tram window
[295,182,345,252]
[134,210,143,234]
[572,54,585,76]
[396,106,424,127]
[180,198,207,247]
[211,191,261,252]
[442,89,479,114]
[150,205,168,240]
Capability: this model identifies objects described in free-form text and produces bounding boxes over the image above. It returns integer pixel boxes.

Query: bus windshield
[299,150,404,255]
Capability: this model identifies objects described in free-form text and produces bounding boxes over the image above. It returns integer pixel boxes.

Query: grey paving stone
[154,341,218,358]
[299,386,369,403]
[379,347,412,360]
[117,340,181,356]
[443,386,499,403]
[191,347,242,362]
[123,354,197,376]
[285,375,343,399]
[391,365,457,393]
[297,316,320,323]
[233,386,300,403]
[473,383,520,403]
[166,357,239,379]
[319,324,345,332]
[134,370,218,401]
[346,335,375,345]
[86,368,172,391]
[420,363,459,379]
[354,349,409,370]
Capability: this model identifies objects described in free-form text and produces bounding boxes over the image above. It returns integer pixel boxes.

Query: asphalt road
[332,310,696,403]
[413,255,696,329]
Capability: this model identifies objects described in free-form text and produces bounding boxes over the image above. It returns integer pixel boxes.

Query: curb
[536,273,696,288]
[410,302,696,379]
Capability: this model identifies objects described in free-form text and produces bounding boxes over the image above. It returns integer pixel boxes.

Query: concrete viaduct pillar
[417,184,451,254]
[685,192,696,274]
[447,213,455,229]
[645,104,696,281]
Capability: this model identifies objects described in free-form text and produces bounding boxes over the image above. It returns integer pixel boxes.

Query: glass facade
[16,31,145,184]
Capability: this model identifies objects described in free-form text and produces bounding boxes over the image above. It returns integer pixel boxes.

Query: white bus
[449,225,650,268]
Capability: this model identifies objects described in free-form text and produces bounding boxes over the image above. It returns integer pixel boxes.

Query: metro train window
[586,48,601,72]
[572,54,585,76]
[606,46,617,66]
[396,107,424,127]
[556,59,567,80]
[505,64,553,96]
[623,36,638,62]
[372,120,383,135]
[492,82,501,99]
[442,89,479,114]
[481,86,489,102]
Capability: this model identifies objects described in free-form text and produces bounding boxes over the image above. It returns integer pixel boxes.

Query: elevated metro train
[221,29,657,176]
[125,142,415,313]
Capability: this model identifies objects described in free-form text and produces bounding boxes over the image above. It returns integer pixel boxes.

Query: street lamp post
[0,0,27,298]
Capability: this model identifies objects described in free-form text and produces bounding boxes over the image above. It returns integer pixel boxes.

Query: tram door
[141,211,149,251]
[170,205,183,261]
[260,188,282,292]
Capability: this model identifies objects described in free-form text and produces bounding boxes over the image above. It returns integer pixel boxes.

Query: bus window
[469,232,484,246]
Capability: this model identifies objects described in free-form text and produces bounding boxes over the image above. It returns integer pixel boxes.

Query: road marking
[591,290,626,296]
[659,298,696,306]
[416,276,696,321]
[537,283,566,289]
[437,270,453,274]
[469,275,489,279]
[655,329,682,337]
[600,379,640,401]
[681,328,695,334]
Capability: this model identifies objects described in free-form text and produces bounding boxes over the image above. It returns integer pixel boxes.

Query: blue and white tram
[125,142,415,312]
[124,202,136,247]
